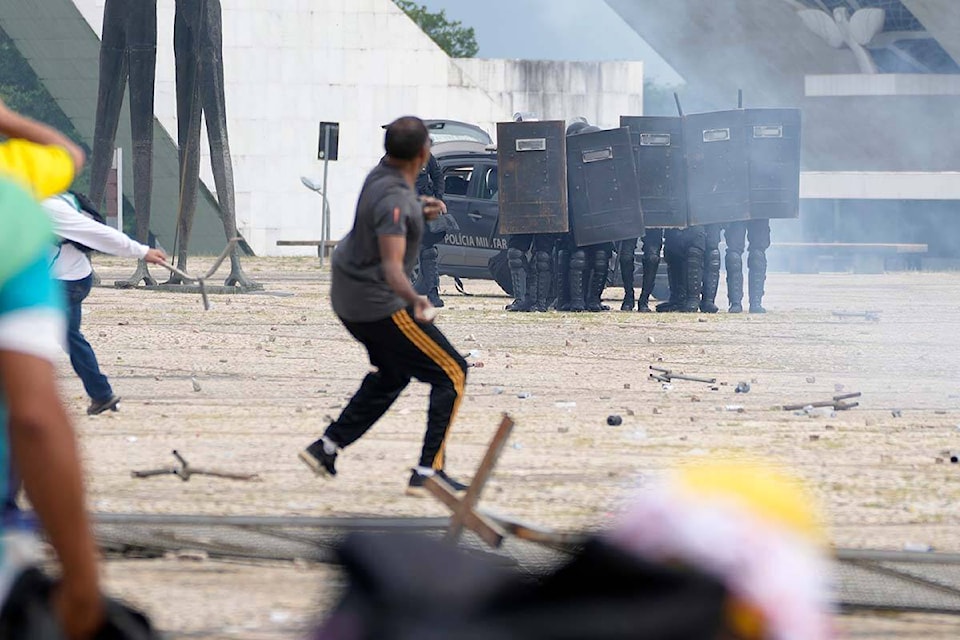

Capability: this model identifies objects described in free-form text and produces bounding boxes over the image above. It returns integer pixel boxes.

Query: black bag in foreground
[0,567,158,640]
[313,533,729,640]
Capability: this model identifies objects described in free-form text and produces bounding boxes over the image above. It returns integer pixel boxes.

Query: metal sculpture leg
[92,0,160,287]
[173,0,259,290]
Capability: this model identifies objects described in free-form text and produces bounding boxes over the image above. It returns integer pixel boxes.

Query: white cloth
[43,195,149,281]
[0,308,65,363]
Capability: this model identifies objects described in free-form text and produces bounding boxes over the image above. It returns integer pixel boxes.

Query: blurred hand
[419,196,447,220]
[54,584,104,640]
[413,295,436,323]
[143,248,167,265]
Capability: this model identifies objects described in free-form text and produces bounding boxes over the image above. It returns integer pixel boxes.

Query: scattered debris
[492,387,504,395]
[647,336,656,344]
[469,361,485,369]
[805,376,816,384]
[132,450,260,482]
[557,426,569,434]
[808,434,820,442]
[725,405,745,413]
[903,542,933,553]
[517,392,532,399]
[891,409,902,418]
[623,383,631,390]
[649,366,716,385]
[606,415,623,426]
[191,377,201,392]
[690,396,701,403]
[783,392,861,412]
[735,382,751,394]
[555,401,577,409]
[652,407,662,415]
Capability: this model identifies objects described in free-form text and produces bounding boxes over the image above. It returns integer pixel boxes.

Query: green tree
[393,1,479,58]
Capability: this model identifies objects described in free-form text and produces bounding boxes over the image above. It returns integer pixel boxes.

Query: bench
[276,239,338,260]
[771,242,927,274]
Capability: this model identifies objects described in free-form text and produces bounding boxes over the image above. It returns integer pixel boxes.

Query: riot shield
[566,127,644,246]
[683,110,751,226]
[620,116,688,229]
[496,121,569,235]
[745,109,801,220]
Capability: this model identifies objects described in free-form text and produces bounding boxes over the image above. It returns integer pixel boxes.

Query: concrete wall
[67,0,644,255]
[452,59,644,129]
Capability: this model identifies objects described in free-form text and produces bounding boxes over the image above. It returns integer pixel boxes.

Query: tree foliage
[393,1,479,58]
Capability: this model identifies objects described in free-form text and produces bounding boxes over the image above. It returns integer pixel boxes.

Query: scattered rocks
[806,376,816,384]
[557,426,570,434]
[647,336,656,344]
[652,408,662,415]
[517,392,532,399]
[623,383,631,390]
[690,396,701,403]
[891,409,902,418]
[268,335,277,342]
[191,377,201,392]
[808,434,820,442]
[606,415,623,426]
[492,387,504,395]
[735,382,751,394]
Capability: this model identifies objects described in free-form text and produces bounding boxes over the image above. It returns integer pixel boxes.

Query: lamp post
[300,176,330,268]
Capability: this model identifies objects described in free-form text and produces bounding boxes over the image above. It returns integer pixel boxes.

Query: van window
[443,165,473,197]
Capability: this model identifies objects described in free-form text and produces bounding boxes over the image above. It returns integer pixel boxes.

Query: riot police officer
[414,152,445,307]
[724,219,770,313]
[506,233,555,312]
[700,223,722,313]
[657,225,704,313]
[620,228,663,312]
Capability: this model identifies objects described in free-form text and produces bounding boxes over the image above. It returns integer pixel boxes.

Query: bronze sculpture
[90,0,259,290]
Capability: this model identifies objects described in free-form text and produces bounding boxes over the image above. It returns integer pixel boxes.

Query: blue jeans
[64,275,114,402]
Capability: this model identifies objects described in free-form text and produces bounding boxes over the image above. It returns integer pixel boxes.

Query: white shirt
[43,195,150,281]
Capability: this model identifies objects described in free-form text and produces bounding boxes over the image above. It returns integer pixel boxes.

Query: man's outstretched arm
[0,350,103,639]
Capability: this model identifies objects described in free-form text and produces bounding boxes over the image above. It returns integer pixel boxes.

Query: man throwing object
[300,117,469,496]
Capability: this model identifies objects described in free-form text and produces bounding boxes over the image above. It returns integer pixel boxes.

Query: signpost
[317,122,340,267]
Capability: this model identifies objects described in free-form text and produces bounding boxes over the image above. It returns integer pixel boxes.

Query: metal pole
[115,147,124,232]
[320,128,331,268]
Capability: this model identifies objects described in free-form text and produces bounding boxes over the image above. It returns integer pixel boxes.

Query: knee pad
[535,250,552,272]
[507,247,525,270]
[748,249,767,270]
[570,250,587,271]
[592,249,609,271]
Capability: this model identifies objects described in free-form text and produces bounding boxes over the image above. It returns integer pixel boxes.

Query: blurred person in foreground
[42,193,167,415]
[313,459,833,640]
[0,100,104,638]
[299,116,470,496]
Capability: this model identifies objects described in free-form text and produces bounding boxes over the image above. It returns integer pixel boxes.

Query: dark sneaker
[299,441,337,477]
[405,469,468,497]
[87,395,120,415]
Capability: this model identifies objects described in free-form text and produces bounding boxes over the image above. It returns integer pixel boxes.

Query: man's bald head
[384,116,430,161]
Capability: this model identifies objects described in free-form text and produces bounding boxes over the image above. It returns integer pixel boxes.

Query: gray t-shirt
[330,159,424,322]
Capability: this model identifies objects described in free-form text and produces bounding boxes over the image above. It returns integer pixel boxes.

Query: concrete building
[0,0,643,255]
[606,0,960,264]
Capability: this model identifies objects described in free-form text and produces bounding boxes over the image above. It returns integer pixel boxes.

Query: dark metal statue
[89,0,158,286]
[91,0,258,290]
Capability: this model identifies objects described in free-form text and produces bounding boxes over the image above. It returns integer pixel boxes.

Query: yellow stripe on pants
[391,310,465,470]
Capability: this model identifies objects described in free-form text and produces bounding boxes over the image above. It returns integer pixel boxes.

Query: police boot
[680,249,704,313]
[725,250,744,314]
[417,245,444,308]
[699,248,721,313]
[587,248,610,312]
[568,249,587,312]
[656,259,685,312]
[637,255,659,312]
[505,249,532,312]
[748,249,767,314]
[534,251,552,312]
[619,251,635,311]
[555,248,571,311]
